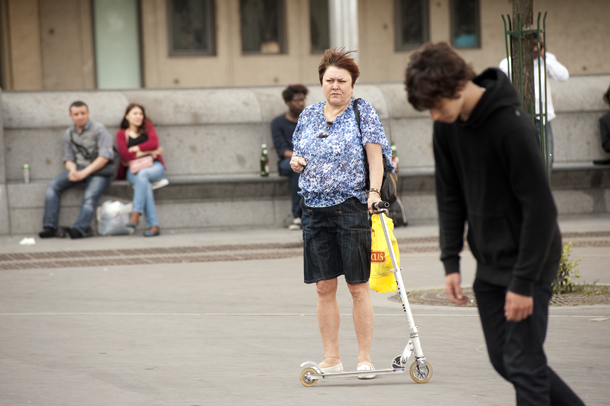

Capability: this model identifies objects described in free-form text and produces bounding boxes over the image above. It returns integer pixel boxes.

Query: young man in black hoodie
[405,42,584,406]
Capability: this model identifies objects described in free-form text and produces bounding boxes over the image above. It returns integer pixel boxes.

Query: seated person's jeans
[126,161,165,227]
[278,157,301,219]
[43,166,113,234]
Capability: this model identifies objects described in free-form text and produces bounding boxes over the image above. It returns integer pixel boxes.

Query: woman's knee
[347,282,370,301]
[316,279,338,297]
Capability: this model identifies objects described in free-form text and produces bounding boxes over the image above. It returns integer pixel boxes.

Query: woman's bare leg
[347,282,374,363]
[316,278,341,365]
[129,211,140,224]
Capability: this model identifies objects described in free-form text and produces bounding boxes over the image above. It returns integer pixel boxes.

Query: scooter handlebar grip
[372,201,391,210]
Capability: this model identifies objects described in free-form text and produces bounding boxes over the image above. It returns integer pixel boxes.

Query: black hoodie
[433,68,561,297]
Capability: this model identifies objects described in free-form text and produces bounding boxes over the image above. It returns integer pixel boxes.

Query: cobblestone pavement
[1,231,608,272]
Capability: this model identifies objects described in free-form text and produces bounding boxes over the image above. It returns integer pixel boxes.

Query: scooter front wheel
[409,361,433,383]
[300,367,319,387]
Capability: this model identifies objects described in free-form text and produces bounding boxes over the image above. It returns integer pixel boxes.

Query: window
[395,0,429,51]
[167,0,216,56]
[310,0,330,53]
[451,0,480,48]
[240,0,285,54]
[94,0,142,89]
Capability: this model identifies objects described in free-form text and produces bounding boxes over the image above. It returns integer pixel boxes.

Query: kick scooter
[299,201,433,387]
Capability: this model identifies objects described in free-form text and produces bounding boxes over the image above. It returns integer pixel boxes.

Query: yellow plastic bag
[369,214,399,293]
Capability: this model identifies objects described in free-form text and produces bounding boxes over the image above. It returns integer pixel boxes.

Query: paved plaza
[0,216,609,406]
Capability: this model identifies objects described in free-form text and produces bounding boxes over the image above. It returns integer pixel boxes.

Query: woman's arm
[365,142,383,211]
[136,121,160,152]
[290,118,306,172]
[116,129,137,162]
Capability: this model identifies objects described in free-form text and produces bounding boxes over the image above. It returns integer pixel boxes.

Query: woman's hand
[128,145,141,153]
[367,192,381,213]
[151,146,164,158]
[290,156,307,173]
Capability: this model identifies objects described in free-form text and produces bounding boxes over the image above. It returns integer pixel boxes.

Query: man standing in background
[500,35,569,166]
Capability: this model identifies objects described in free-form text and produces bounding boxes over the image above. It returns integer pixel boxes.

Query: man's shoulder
[88,119,108,130]
[271,114,287,125]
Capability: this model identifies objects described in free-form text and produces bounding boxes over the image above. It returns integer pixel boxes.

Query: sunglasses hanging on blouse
[318,121,333,138]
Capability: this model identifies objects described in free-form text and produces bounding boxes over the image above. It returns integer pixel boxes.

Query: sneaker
[39,227,57,239]
[319,361,343,374]
[131,179,169,190]
[288,217,302,230]
[152,178,169,190]
[66,227,93,239]
[39,227,67,239]
[357,362,376,379]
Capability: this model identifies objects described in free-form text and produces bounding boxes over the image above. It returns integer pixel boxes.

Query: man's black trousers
[473,278,585,406]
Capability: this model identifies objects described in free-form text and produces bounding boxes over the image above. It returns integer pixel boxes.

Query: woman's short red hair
[318,48,360,86]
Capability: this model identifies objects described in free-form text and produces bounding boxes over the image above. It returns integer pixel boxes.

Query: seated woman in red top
[116,103,166,237]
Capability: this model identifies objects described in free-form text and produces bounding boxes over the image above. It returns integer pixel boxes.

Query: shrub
[552,242,581,295]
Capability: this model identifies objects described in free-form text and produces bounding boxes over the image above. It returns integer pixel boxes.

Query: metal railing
[502,12,551,179]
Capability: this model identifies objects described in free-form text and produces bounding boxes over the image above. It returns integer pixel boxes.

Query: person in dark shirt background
[271,84,308,230]
[405,42,585,406]
[593,83,610,165]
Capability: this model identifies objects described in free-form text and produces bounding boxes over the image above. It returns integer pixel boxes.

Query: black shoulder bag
[353,98,398,203]
[69,132,119,178]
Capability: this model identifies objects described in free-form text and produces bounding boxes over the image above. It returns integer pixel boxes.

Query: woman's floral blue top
[293,98,393,207]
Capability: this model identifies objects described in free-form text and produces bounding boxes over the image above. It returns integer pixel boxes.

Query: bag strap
[69,131,93,160]
[353,98,369,166]
[353,98,362,134]
[354,98,393,179]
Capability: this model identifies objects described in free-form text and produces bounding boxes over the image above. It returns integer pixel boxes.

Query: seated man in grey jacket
[39,101,115,239]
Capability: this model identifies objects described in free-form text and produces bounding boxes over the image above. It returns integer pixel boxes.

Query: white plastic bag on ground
[96,200,134,236]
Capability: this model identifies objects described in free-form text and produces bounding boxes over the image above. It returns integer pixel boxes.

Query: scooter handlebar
[372,201,391,211]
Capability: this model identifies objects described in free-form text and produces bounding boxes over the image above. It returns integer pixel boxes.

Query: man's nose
[430,110,441,121]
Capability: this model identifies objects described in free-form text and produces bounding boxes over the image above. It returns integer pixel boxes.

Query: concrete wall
[1,0,609,90]
[2,75,610,235]
[39,0,95,90]
[0,0,44,90]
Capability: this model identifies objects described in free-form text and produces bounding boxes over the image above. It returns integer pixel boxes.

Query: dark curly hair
[282,84,309,102]
[318,48,360,86]
[405,42,475,111]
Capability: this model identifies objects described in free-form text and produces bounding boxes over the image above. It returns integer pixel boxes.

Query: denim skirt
[301,197,371,284]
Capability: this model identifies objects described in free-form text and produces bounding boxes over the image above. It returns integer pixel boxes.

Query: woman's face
[125,106,144,127]
[322,66,353,107]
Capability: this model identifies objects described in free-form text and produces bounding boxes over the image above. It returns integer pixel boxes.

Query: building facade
[0,0,608,91]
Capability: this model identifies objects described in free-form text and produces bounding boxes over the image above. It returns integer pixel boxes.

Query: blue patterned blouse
[293,98,393,208]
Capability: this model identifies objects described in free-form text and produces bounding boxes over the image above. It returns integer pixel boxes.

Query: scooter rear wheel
[300,367,319,387]
[409,361,433,383]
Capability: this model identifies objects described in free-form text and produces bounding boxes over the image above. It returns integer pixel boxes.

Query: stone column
[329,0,359,62]
[0,88,10,235]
